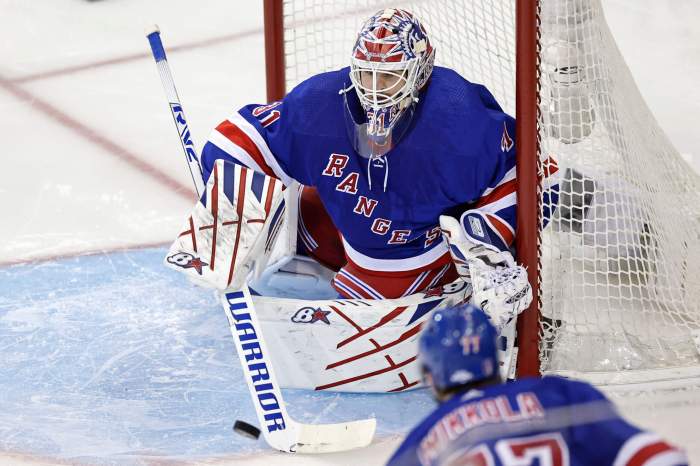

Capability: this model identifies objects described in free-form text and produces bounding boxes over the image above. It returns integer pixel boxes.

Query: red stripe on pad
[264,178,277,216]
[326,323,423,369]
[315,355,417,391]
[388,373,420,392]
[328,306,363,332]
[209,163,219,270]
[336,306,408,349]
[188,216,198,253]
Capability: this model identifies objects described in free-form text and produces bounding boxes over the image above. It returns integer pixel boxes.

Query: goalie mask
[344,8,435,158]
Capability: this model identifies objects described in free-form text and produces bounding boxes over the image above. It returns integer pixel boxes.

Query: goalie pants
[297,185,457,300]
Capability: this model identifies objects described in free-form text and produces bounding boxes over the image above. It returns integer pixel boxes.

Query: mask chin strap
[367,157,373,190]
[383,156,389,192]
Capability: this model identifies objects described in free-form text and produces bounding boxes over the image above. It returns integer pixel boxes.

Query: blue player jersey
[201,67,557,274]
[386,376,687,466]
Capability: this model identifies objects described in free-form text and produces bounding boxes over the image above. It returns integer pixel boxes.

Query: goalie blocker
[165,159,286,291]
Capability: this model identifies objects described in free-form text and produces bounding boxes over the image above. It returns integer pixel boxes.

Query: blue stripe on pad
[251,171,266,203]
[222,162,236,205]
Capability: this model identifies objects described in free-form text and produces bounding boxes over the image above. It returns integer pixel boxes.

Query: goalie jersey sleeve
[199,69,350,189]
[446,84,559,253]
[386,376,687,466]
[200,100,302,188]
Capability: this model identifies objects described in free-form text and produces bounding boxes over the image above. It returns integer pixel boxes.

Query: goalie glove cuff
[439,212,515,280]
[459,210,512,261]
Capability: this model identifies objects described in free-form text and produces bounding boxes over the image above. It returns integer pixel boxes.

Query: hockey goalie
[164,8,559,392]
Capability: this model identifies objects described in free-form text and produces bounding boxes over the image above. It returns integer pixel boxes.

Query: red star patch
[311,308,331,325]
[184,257,208,275]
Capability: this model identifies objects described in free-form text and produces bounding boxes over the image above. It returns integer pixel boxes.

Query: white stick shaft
[146,26,205,197]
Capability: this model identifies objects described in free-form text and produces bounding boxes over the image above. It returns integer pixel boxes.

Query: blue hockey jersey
[202,67,554,273]
[386,376,687,466]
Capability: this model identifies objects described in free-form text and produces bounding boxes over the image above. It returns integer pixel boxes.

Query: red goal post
[513,0,540,378]
[264,0,286,103]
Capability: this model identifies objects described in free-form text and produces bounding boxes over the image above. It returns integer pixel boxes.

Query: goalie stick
[145,25,376,453]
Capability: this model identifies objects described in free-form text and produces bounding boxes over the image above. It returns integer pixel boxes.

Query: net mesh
[276,0,700,382]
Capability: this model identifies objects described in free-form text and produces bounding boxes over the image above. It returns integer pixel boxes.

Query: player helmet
[344,8,435,158]
[418,304,499,394]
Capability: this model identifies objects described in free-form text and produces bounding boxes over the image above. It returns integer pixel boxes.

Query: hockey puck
[233,420,261,440]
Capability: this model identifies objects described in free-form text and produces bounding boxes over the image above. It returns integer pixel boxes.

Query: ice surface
[0,249,435,464]
[1,0,699,464]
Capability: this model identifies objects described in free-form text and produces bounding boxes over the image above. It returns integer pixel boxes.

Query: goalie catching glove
[165,160,285,290]
[439,211,532,331]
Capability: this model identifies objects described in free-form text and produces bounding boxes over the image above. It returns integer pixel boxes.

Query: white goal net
[270,0,700,384]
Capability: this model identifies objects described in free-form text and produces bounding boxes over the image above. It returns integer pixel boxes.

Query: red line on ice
[0,75,195,201]
[10,29,262,84]
[8,7,376,85]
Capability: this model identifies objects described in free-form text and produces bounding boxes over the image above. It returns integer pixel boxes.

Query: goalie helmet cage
[263,0,700,386]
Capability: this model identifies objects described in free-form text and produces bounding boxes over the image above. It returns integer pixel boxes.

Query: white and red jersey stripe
[332,255,456,300]
[209,112,293,186]
[614,432,688,466]
[475,155,559,214]
[341,236,449,273]
[469,154,559,250]
[476,165,517,215]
